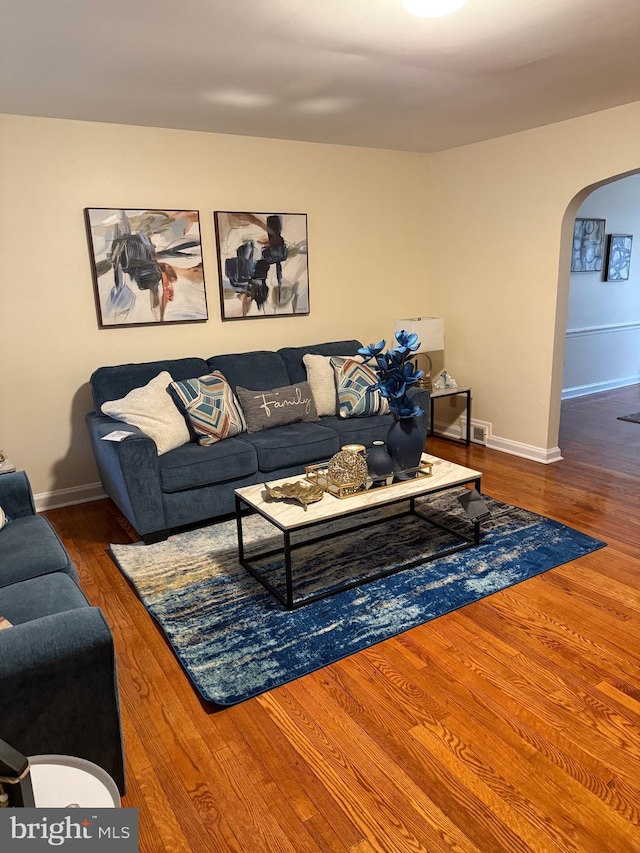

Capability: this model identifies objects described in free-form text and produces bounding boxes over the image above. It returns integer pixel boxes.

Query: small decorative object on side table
[0,452,16,475]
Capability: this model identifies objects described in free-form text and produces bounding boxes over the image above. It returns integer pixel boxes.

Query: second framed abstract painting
[214,211,309,320]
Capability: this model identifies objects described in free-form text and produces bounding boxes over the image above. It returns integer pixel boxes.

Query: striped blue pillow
[169,372,246,445]
[331,357,389,418]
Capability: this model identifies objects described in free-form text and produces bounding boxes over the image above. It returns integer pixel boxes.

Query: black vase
[386,417,425,479]
[367,441,394,483]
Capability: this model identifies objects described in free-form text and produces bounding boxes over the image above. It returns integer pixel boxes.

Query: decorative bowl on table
[264,481,324,510]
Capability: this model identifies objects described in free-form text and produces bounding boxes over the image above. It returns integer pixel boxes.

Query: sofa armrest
[0,471,36,518]
[0,607,125,794]
[86,412,167,539]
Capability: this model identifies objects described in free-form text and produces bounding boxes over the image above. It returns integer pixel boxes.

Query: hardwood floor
[45,386,640,852]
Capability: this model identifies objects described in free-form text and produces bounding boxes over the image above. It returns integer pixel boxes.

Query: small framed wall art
[571,218,606,272]
[85,208,208,327]
[605,234,633,281]
[214,211,309,320]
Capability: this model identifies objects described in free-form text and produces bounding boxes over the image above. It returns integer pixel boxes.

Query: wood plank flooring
[45,385,640,852]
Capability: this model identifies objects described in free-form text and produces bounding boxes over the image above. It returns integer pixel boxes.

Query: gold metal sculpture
[325,444,368,495]
[264,480,324,510]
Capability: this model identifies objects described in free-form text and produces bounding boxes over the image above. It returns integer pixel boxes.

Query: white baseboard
[486,435,563,464]
[562,375,640,400]
[35,481,107,513]
[434,415,563,464]
[432,416,491,445]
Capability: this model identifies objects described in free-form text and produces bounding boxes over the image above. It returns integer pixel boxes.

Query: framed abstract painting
[605,234,633,281]
[571,218,605,272]
[85,208,208,327]
[214,211,309,320]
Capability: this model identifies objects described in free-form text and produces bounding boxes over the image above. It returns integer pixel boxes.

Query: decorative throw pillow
[0,506,10,530]
[0,616,12,631]
[101,371,190,455]
[331,357,389,418]
[169,372,247,446]
[303,353,363,417]
[235,381,319,433]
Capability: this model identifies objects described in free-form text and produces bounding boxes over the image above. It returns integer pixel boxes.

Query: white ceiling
[2,0,640,153]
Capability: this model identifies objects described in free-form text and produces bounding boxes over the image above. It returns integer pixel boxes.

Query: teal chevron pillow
[169,372,246,445]
[331,357,389,418]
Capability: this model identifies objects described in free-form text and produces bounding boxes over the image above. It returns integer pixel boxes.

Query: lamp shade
[396,317,444,353]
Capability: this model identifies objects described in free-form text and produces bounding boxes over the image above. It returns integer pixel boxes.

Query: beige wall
[2,102,640,501]
[0,114,430,498]
[428,101,640,456]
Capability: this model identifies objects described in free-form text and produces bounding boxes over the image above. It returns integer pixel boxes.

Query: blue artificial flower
[390,399,424,419]
[395,330,420,352]
[357,340,386,362]
[362,329,426,419]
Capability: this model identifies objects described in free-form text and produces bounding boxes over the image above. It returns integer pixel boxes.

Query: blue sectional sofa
[87,339,430,544]
[0,471,125,794]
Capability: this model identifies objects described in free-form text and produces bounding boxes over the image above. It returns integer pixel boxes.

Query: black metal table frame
[235,475,482,610]
[429,387,472,446]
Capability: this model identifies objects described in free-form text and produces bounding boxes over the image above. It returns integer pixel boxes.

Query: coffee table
[234,453,483,610]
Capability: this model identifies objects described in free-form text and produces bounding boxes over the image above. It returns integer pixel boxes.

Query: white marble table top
[235,453,482,531]
[429,385,471,398]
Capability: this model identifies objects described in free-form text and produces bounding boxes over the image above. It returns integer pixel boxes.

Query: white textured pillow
[303,353,362,417]
[101,371,190,455]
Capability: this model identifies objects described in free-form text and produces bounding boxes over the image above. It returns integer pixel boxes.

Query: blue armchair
[0,472,125,794]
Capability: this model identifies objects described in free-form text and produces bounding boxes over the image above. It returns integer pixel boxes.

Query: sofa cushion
[101,371,191,455]
[0,506,10,530]
[241,423,340,472]
[169,372,247,445]
[278,340,362,385]
[236,382,319,433]
[159,437,258,493]
[303,353,363,417]
[331,357,389,418]
[206,351,290,392]
[0,573,89,626]
[90,357,210,411]
[0,515,78,588]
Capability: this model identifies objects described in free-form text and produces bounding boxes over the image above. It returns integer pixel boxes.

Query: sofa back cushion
[278,340,362,385]
[206,351,289,392]
[90,358,209,412]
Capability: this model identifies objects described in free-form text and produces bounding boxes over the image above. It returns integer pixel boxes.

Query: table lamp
[395,317,444,392]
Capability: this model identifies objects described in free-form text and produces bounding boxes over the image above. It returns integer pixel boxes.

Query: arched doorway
[551,169,640,455]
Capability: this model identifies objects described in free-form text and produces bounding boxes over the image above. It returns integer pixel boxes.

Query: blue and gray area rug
[110,491,605,706]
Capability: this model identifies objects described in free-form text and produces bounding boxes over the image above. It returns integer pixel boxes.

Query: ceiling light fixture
[401,0,468,18]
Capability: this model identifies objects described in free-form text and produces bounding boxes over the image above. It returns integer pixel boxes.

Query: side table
[428,386,472,446]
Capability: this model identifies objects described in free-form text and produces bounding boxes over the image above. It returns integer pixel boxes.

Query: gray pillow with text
[236,381,319,433]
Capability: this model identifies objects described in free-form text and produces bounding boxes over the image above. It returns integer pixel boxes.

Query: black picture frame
[214,211,310,320]
[85,208,208,328]
[571,218,606,273]
[605,234,633,281]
